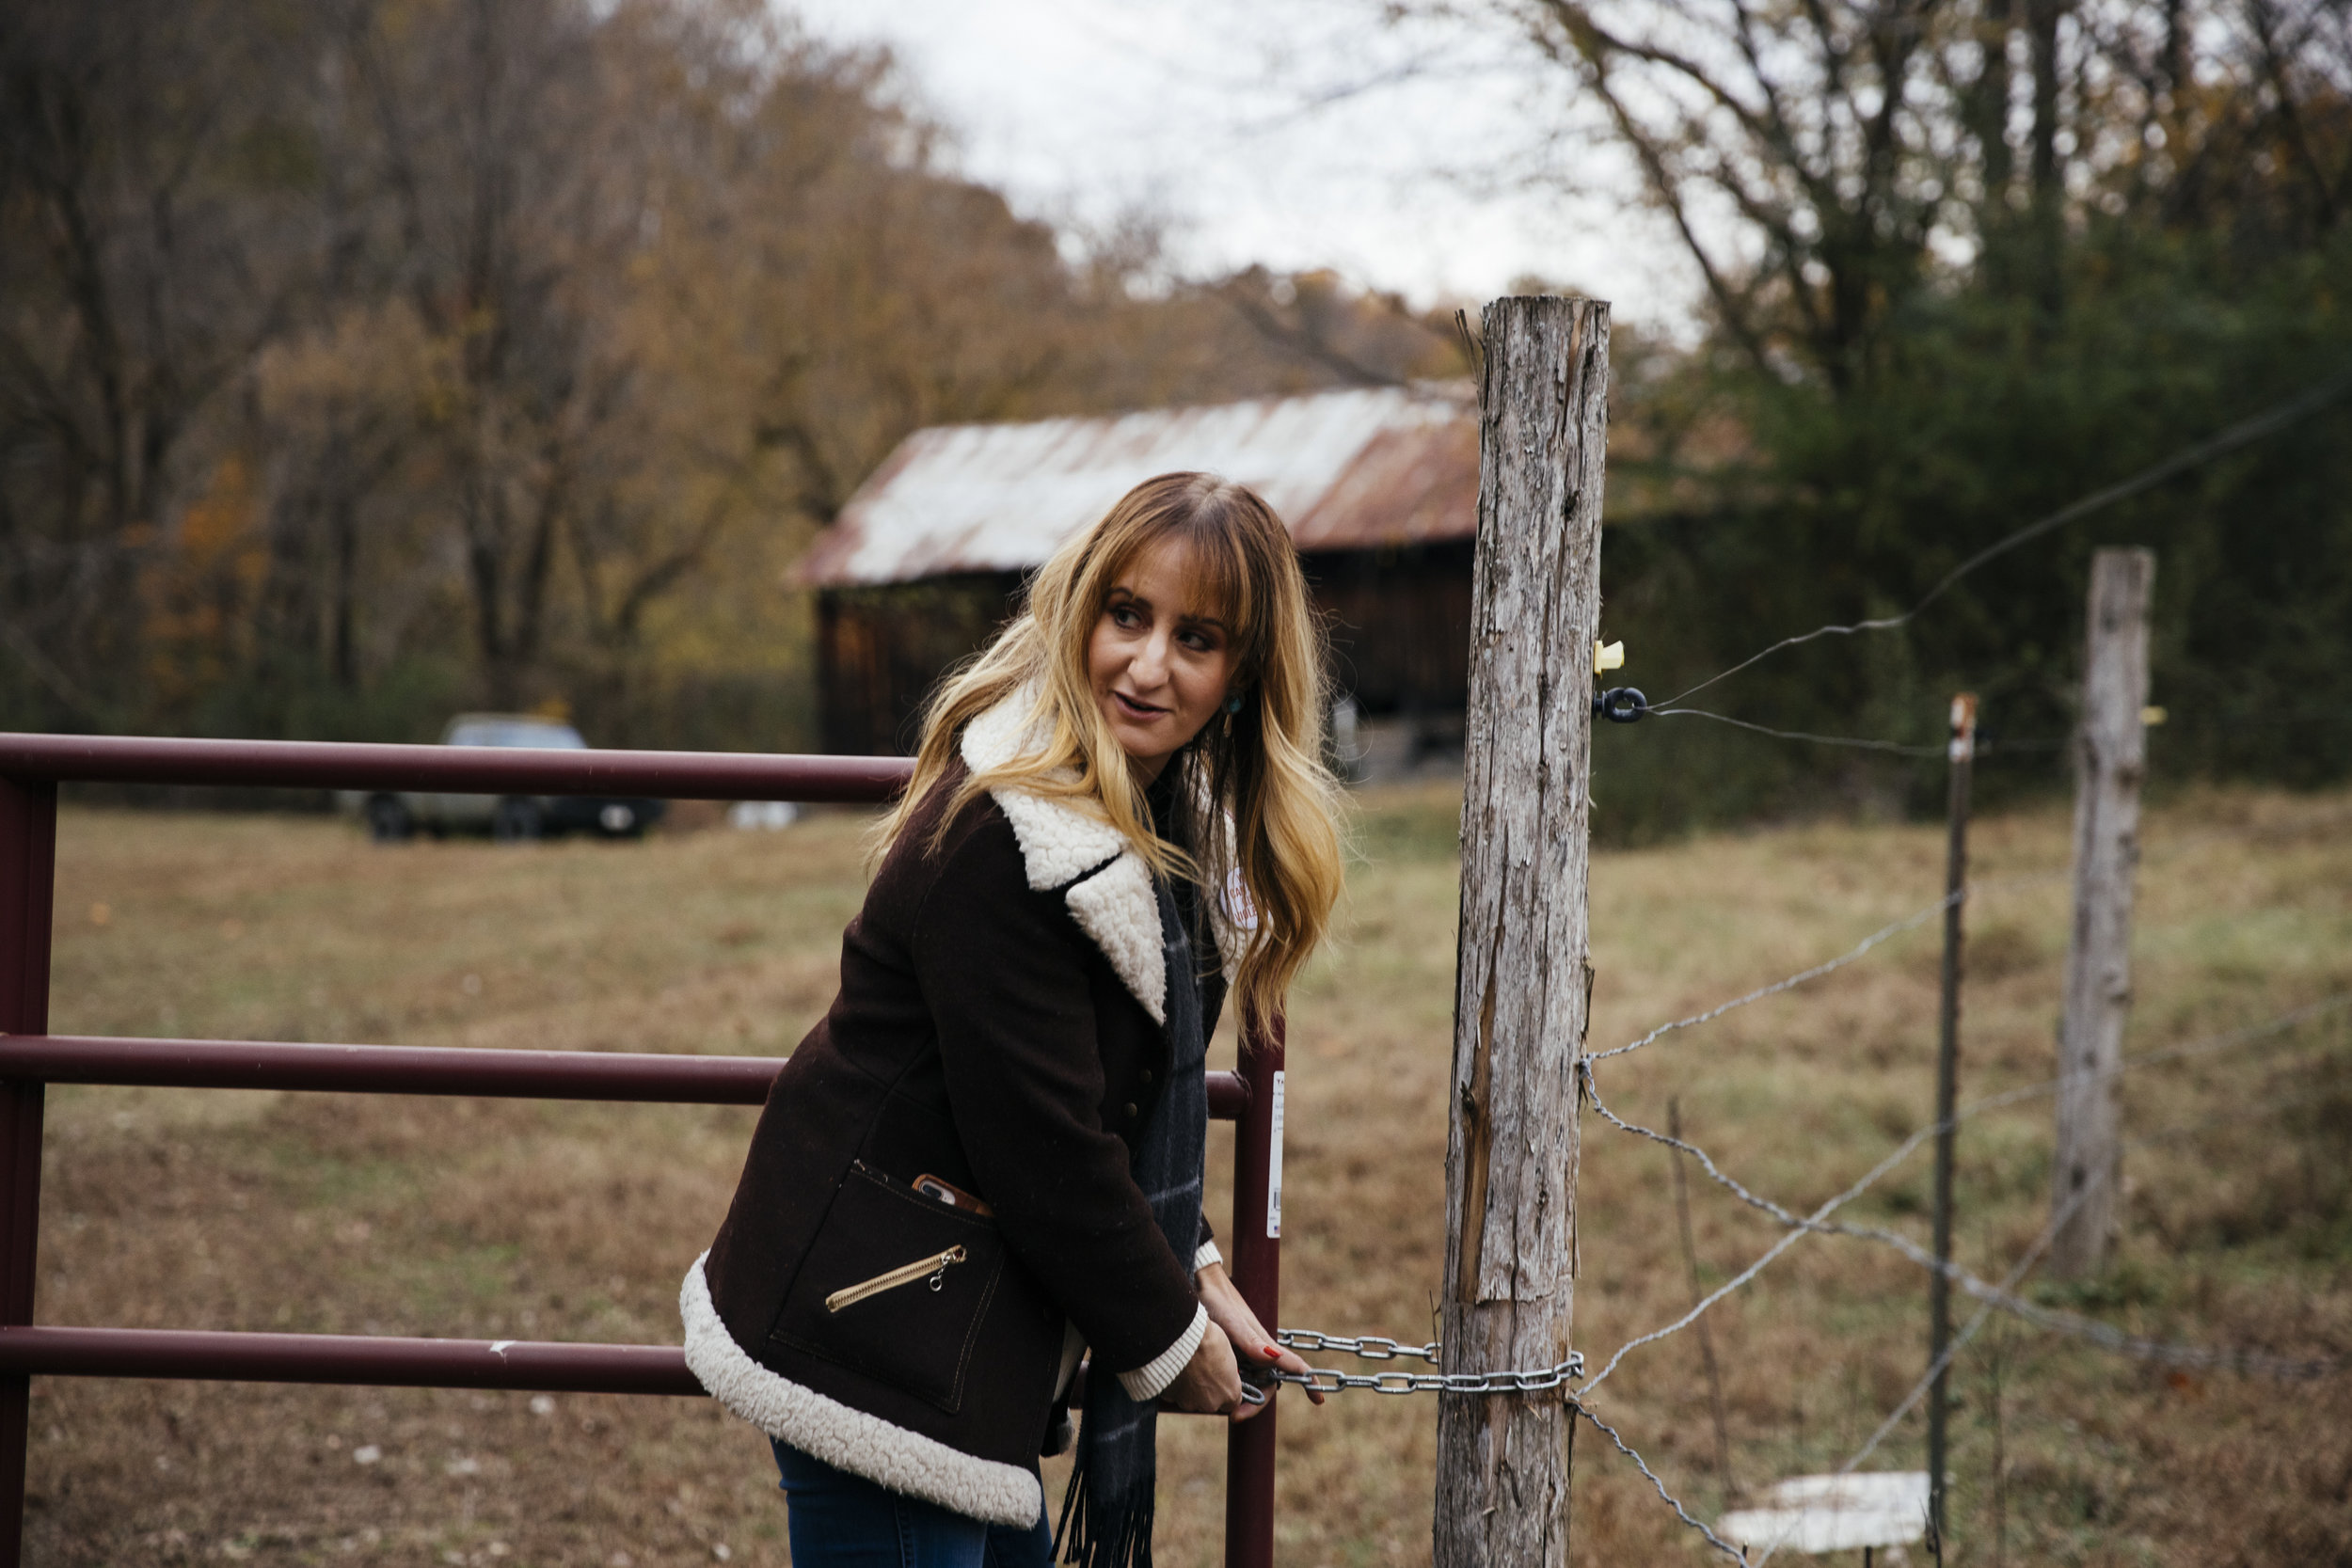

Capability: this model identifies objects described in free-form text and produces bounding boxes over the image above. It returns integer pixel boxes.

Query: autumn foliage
[0,0,1459,751]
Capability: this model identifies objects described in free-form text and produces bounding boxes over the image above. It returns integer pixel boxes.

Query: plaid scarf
[1055,872,1209,1568]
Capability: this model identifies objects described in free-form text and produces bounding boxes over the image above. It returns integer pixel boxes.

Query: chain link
[1262,1328,1583,1397]
[1274,1330,1439,1363]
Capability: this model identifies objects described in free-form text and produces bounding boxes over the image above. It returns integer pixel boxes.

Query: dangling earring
[1224,694,1245,716]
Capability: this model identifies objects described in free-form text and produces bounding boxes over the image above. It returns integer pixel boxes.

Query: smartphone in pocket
[914,1172,993,1217]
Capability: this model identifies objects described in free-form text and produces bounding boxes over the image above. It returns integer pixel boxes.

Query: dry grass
[24,781,2352,1565]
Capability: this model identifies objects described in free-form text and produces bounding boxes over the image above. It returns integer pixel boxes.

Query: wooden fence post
[1437,295,1608,1568]
[2050,548,2154,1280]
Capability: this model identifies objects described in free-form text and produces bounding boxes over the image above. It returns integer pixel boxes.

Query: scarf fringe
[1056,1449,1157,1568]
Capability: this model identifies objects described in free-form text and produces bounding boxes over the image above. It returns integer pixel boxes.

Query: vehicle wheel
[491,798,544,843]
[365,795,414,843]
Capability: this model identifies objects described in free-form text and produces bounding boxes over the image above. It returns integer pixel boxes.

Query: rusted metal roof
[791,386,1477,589]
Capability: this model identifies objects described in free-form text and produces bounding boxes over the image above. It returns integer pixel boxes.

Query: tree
[0,0,325,725]
[1431,0,2352,832]
[2,0,1460,748]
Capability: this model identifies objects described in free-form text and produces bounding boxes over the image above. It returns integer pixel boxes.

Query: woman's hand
[1197,1261,1324,1423]
[1157,1318,1245,1415]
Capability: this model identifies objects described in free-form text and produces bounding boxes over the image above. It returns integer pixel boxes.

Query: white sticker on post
[1265,1070,1285,1239]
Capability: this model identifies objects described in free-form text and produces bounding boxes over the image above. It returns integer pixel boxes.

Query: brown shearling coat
[679,690,1235,1529]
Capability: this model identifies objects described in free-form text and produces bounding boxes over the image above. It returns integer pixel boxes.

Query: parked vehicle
[344,716,667,843]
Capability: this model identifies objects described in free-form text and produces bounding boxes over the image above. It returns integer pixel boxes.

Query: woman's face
[1087,534,1238,784]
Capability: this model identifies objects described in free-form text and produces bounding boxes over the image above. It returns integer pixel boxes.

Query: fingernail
[1263,1344,1279,1357]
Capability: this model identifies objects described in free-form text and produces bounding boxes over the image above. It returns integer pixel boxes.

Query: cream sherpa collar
[959,686,1245,1025]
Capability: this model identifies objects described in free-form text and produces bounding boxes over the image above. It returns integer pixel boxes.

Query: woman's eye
[1110,604,1140,628]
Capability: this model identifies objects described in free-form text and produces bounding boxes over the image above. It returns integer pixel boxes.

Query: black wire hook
[1594,687,1649,724]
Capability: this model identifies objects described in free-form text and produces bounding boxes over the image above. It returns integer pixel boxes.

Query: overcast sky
[783,0,1699,333]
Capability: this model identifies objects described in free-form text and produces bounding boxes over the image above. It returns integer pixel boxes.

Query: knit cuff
[1194,1240,1223,1273]
[1117,1304,1208,1402]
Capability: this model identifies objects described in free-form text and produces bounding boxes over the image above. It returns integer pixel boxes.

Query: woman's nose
[1130,630,1171,686]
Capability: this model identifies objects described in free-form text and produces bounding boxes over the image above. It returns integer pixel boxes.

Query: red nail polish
[1263,1344,1279,1357]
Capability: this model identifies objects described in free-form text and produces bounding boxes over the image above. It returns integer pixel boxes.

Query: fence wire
[1648,706,2071,757]
[1645,707,1950,755]
[1660,357,2352,709]
[1748,1073,2352,1566]
[1588,890,1968,1066]
[1581,990,2352,1390]
[1569,1400,1752,1563]
[1745,1155,2101,1567]
[1576,993,2348,1563]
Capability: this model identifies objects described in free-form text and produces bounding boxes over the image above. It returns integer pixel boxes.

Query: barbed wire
[1577,1109,1939,1397]
[1588,867,2086,1071]
[1595,875,2341,1082]
[1561,370,2352,1552]
[1570,1400,1752,1562]
[1836,1211,2349,1378]
[1579,992,2352,1389]
[1658,358,2352,709]
[1589,891,1964,1066]
[1484,735,2339,1553]
[1574,1087,2105,1566]
[1748,1071,2352,1566]
[1588,1008,2346,1565]
[1745,1152,2097,1567]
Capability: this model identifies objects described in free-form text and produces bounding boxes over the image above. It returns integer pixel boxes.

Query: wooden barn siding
[817,575,1027,757]
[815,543,1475,755]
[1304,541,1474,721]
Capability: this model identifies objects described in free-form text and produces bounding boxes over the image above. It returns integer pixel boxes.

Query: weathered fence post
[2049,548,2154,1280]
[1437,295,1608,1567]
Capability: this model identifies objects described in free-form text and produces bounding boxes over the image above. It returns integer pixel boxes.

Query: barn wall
[1305,541,1474,721]
[816,546,1476,756]
[817,575,1025,756]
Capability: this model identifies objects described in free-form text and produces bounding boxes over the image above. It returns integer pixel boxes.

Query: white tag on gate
[1266,1070,1285,1239]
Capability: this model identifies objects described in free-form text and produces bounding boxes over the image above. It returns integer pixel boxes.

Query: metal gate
[0,734,1283,1566]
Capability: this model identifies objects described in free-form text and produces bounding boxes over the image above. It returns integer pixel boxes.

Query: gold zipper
[824,1245,968,1314]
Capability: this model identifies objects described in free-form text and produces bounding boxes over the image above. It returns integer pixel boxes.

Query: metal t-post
[1224,1012,1284,1568]
[0,777,56,1568]
[1927,694,1976,1546]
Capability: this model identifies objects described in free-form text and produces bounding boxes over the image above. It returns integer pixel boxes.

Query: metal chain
[1274,1329,1439,1362]
[1262,1328,1583,1396]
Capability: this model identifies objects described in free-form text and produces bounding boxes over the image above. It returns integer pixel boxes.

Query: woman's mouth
[1112,690,1167,720]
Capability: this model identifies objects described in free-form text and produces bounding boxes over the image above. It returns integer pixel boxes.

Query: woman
[680,472,1344,1566]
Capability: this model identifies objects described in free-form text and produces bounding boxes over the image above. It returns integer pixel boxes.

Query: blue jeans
[772,1440,1054,1568]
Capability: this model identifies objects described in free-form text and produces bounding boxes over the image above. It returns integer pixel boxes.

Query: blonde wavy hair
[880,471,1344,1033]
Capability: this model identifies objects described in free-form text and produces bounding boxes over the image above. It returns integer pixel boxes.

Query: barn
[792,385,1480,768]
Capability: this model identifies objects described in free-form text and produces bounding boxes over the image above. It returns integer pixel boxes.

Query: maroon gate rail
[0,735,1285,1567]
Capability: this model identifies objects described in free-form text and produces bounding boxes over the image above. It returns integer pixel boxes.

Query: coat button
[1123,1102,1139,1120]
[1140,1069,1154,1085]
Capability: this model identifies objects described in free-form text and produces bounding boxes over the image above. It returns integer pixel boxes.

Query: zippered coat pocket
[768,1163,1005,1414]
[825,1244,968,1313]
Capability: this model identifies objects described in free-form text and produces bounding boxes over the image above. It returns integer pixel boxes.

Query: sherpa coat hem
[680,1252,1043,1528]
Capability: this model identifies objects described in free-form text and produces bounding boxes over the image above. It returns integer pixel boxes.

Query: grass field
[22,781,2352,1566]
